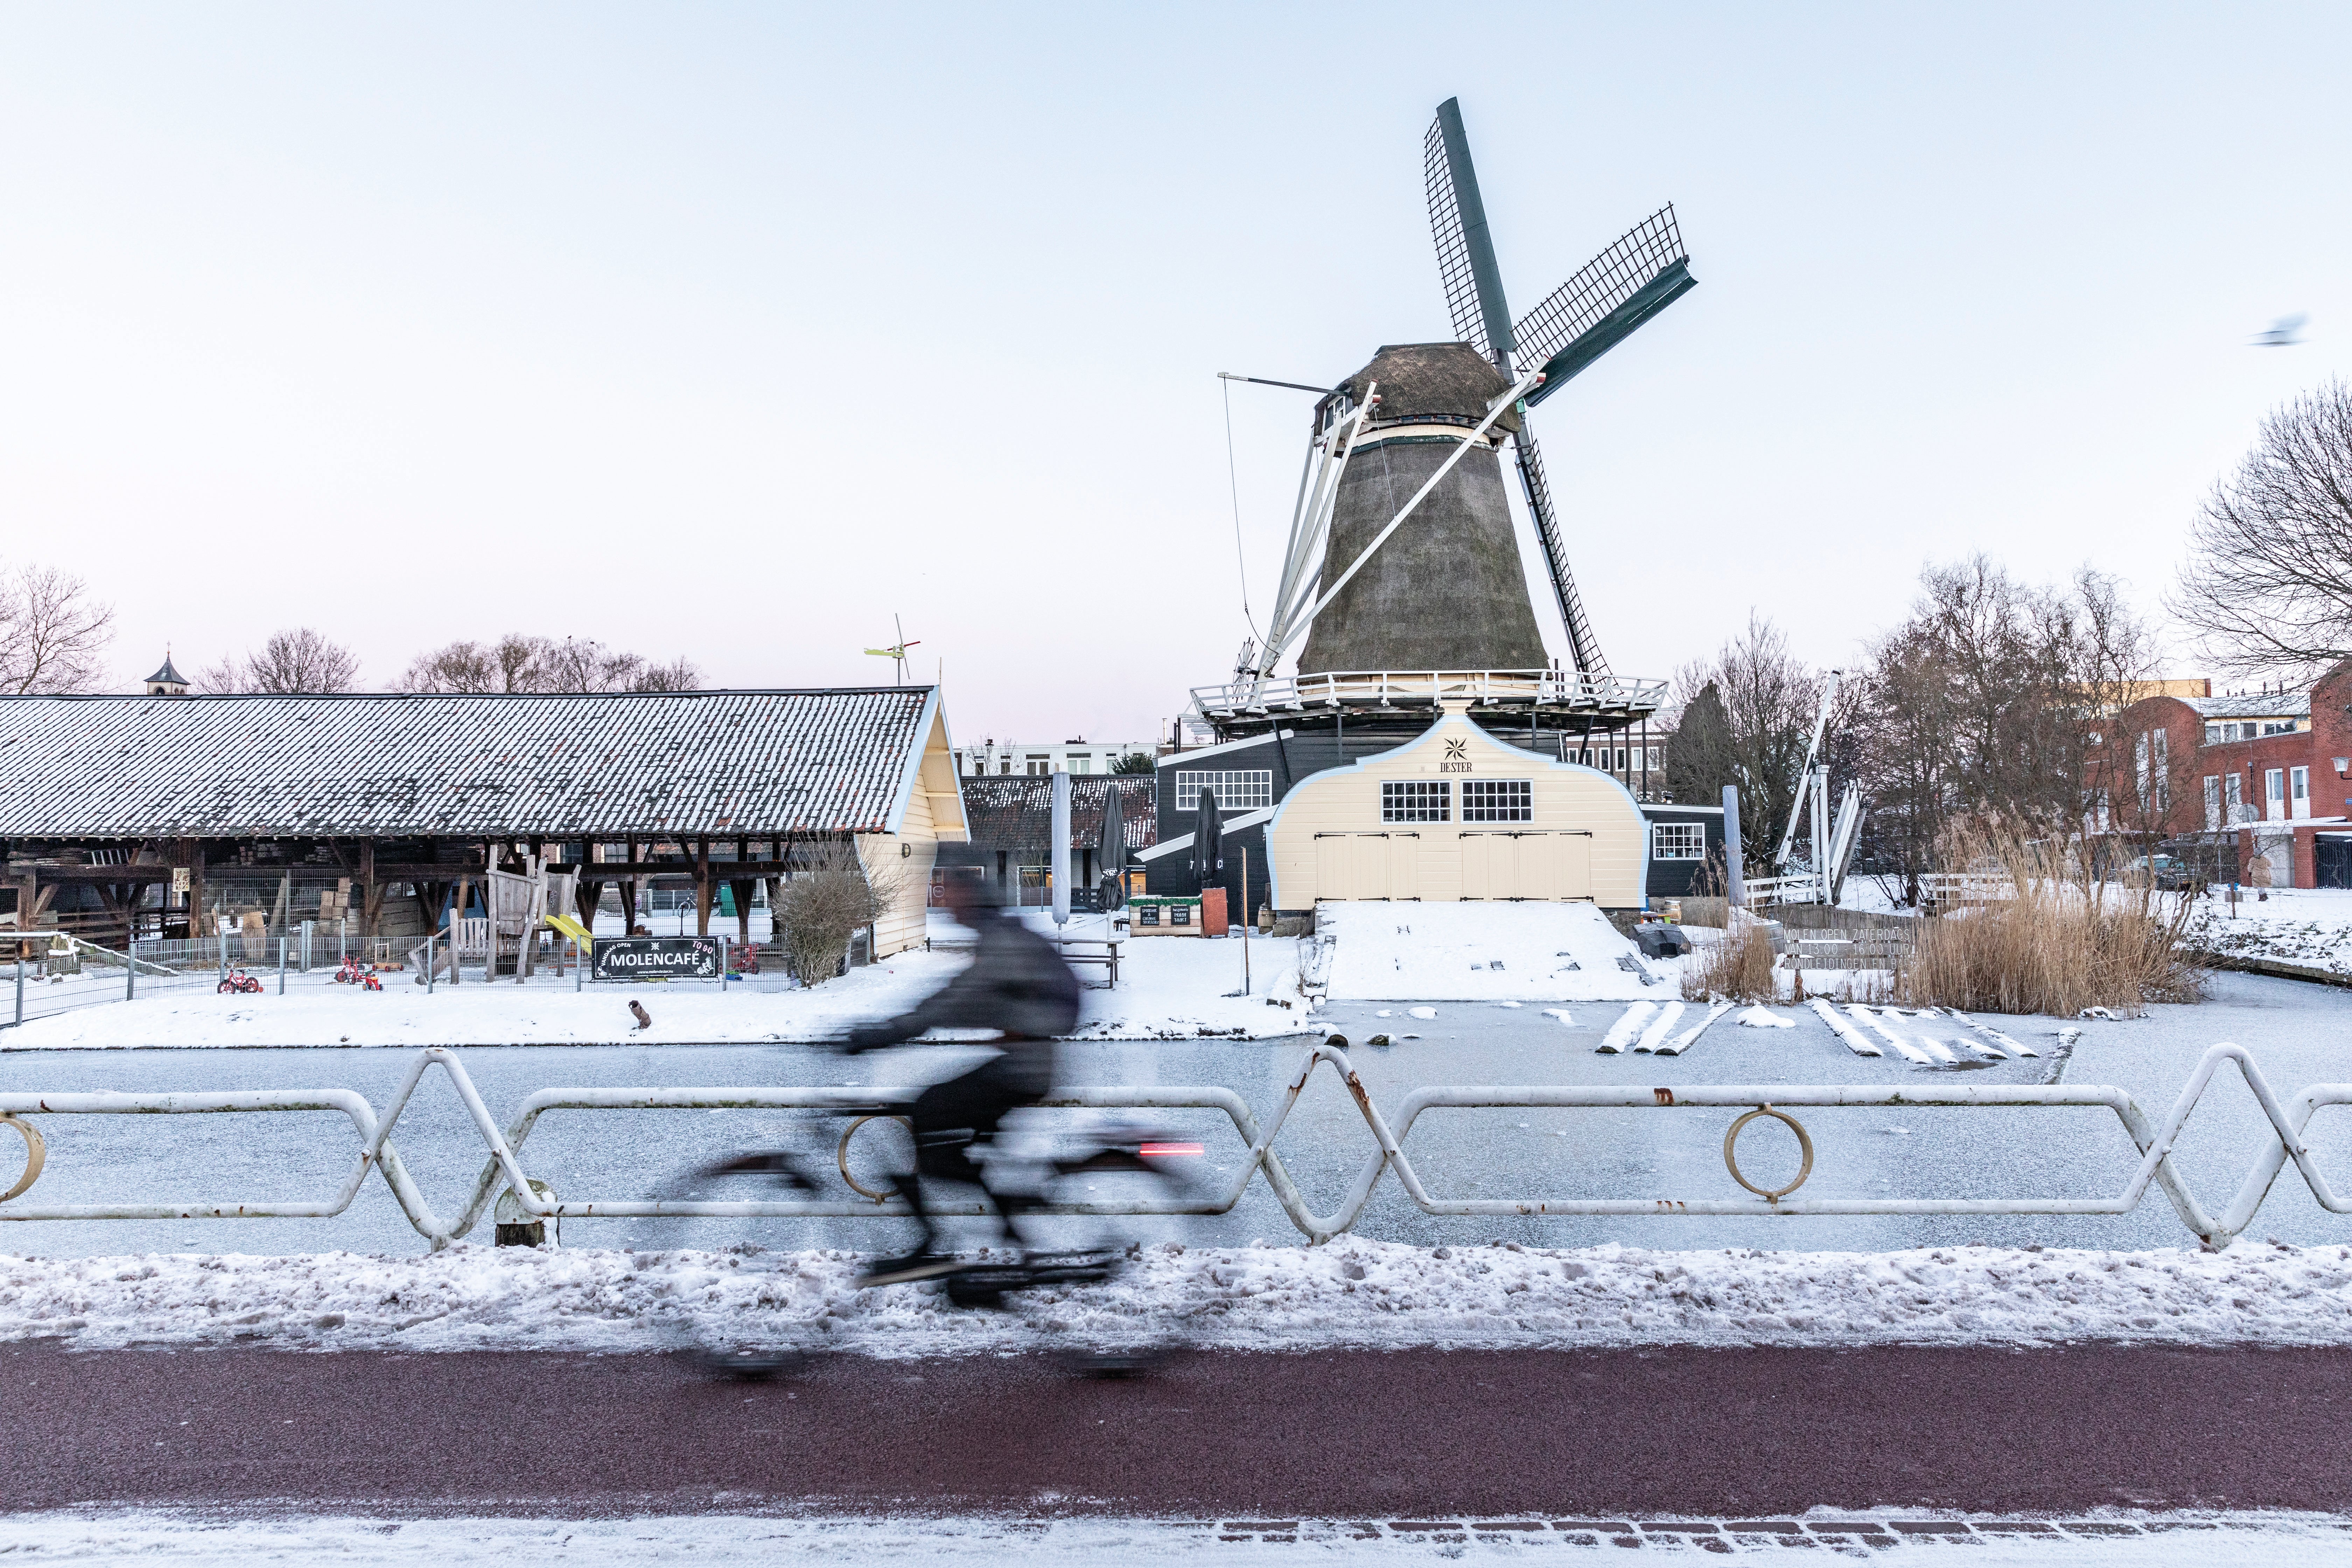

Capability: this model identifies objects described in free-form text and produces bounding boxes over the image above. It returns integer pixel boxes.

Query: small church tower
[144,652,189,697]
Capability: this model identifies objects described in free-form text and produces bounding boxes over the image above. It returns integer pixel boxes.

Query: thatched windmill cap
[1336,342,1521,434]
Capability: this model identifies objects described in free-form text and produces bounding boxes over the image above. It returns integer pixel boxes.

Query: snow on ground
[0,915,1319,1049]
[1317,903,1673,1001]
[7,1509,2346,1563]
[2182,886,2352,976]
[8,1237,2351,1356]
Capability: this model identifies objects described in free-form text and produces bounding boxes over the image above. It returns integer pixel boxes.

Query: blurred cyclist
[841,846,1079,1287]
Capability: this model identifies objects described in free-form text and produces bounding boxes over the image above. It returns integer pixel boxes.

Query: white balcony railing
[1191,668,1668,719]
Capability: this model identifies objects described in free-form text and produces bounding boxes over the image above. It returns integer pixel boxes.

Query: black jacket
[849,910,1081,1091]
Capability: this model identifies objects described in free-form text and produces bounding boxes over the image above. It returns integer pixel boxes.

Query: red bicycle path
[2,1342,2342,1520]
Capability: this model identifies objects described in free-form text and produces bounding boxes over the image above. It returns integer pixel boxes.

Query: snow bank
[0,930,1319,1049]
[2184,889,2352,977]
[9,1508,2343,1564]
[1318,903,1672,1001]
[6,1238,2349,1355]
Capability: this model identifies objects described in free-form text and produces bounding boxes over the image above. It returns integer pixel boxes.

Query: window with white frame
[2204,776,2221,831]
[1069,755,1092,774]
[2267,768,2286,809]
[1381,780,1450,822]
[1174,768,1273,811]
[2292,765,2309,804]
[2225,773,2243,817]
[1651,822,1706,860]
[1461,779,1532,822]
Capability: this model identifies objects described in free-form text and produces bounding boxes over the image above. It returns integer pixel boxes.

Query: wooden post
[695,836,713,937]
[187,844,206,951]
[734,835,753,949]
[358,841,378,963]
[451,874,470,985]
[622,835,640,936]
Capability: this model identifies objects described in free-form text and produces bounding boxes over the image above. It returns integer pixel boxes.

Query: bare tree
[2170,379,2352,678]
[1670,616,1825,868]
[1852,558,2161,902]
[0,562,114,694]
[398,634,701,694]
[627,656,700,692]
[397,639,500,693]
[203,628,360,693]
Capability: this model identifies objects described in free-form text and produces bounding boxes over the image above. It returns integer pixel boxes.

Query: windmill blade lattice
[1509,429,1608,678]
[1512,205,1690,401]
[1424,115,1498,364]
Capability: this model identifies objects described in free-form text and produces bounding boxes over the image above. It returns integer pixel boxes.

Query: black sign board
[593,936,721,982]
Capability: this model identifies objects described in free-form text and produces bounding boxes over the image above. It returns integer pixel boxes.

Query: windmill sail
[1512,206,1695,407]
[1423,102,1513,367]
[1510,429,1608,678]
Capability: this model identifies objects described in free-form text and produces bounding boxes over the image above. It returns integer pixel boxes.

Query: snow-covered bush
[773,841,895,987]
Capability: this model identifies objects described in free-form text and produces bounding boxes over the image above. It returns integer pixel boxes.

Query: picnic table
[1055,936,1122,990]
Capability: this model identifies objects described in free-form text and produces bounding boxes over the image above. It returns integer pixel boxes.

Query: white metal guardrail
[0,1043,2344,1251]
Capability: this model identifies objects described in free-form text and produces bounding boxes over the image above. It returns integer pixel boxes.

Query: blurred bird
[2253,313,2308,347]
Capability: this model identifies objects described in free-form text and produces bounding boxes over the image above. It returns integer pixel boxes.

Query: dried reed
[1682,916,1780,1003]
[1895,818,2203,1017]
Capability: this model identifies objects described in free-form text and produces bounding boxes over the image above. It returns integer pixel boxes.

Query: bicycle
[659,1094,1204,1379]
[216,968,264,994]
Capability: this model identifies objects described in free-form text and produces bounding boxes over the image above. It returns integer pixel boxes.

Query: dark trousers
[897,1050,1047,1251]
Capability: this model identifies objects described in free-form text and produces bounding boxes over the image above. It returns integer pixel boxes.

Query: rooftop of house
[2190,692,2313,721]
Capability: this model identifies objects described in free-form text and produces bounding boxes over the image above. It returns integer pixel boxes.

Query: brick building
[2106,662,2352,888]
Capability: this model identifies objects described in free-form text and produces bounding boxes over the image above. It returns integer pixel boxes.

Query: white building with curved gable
[1264,705,1647,910]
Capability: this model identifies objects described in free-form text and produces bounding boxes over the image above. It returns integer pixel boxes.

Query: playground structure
[412,856,585,984]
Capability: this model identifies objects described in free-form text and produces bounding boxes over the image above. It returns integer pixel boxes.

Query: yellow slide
[544,913,593,952]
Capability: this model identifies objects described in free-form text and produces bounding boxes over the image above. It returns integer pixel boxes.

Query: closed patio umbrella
[1192,787,1224,893]
[1097,783,1128,910]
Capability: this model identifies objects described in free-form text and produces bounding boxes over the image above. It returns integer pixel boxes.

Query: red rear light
[1138,1142,1204,1158]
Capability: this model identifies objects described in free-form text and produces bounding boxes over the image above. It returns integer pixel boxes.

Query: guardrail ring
[837,1115,915,1203]
[1722,1105,1813,1202]
[0,1114,45,1203]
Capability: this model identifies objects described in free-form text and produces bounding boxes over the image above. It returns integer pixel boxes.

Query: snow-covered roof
[960,776,1159,856]
[2190,693,2311,720]
[0,688,944,839]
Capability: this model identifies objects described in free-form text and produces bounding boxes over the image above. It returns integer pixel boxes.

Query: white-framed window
[2266,768,2286,819]
[1026,756,1048,776]
[1069,755,1092,774]
[1651,822,1706,861]
[1461,779,1532,822]
[2154,730,2169,811]
[1382,779,1450,823]
[1175,768,1273,811]
[2225,773,2243,817]
[2264,719,2299,736]
[2292,765,2310,817]
[2204,776,2222,832]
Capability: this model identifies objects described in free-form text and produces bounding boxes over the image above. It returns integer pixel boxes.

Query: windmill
[1241,98,1694,689]
[1424,97,1695,677]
